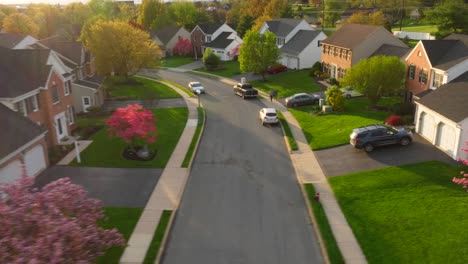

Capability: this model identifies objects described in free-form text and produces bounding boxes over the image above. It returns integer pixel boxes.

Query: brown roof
[322,24,382,49]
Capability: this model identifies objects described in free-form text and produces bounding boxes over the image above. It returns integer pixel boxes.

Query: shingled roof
[0,47,51,98]
[197,22,224,35]
[0,33,28,49]
[421,39,468,70]
[322,24,381,49]
[417,72,468,123]
[371,44,410,58]
[0,103,46,160]
[281,30,321,55]
[152,26,181,45]
[203,32,235,49]
[265,18,303,37]
[39,35,83,65]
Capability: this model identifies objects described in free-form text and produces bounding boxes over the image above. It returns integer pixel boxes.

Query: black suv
[350,124,412,152]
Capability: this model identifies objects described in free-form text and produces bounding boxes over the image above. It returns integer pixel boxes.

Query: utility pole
[399,0,405,31]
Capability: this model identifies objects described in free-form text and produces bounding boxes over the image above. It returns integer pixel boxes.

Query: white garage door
[0,160,22,184]
[419,112,435,141]
[24,145,46,177]
[436,122,456,155]
[287,57,299,69]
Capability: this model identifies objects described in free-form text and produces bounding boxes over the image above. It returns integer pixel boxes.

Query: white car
[188,81,205,94]
[259,108,279,125]
[340,87,363,99]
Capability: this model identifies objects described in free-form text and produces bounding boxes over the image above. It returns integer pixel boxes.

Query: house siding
[295,31,327,69]
[405,42,432,94]
[459,118,468,161]
[321,45,353,79]
[285,20,313,43]
[191,27,205,59]
[165,28,191,56]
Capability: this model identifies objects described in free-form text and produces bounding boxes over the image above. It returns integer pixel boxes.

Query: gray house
[151,26,191,57]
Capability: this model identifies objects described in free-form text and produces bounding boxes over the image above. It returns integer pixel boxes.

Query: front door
[82,96,91,112]
[54,112,68,142]
[331,65,337,78]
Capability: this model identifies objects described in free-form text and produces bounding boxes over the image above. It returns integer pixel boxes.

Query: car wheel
[364,143,374,152]
[292,102,298,107]
[346,94,351,99]
[400,137,411,146]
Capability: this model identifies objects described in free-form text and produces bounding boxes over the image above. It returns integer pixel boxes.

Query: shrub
[328,78,339,86]
[203,50,221,70]
[325,85,345,112]
[310,61,322,76]
[393,101,415,116]
[319,72,329,79]
[386,114,403,126]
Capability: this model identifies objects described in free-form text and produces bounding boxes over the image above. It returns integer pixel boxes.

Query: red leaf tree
[452,135,468,190]
[0,176,124,263]
[173,36,192,56]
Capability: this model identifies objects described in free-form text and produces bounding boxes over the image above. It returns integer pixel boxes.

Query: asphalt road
[155,70,324,264]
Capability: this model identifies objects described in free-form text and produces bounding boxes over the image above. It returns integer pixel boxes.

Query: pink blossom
[173,37,192,56]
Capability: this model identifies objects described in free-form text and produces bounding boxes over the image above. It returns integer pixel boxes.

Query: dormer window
[418,51,422,56]
[276,37,285,46]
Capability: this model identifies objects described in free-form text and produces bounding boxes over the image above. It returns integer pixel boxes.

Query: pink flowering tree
[0,176,124,263]
[106,104,157,158]
[452,137,468,190]
[173,36,192,56]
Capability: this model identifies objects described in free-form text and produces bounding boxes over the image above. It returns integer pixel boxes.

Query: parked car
[259,108,279,125]
[267,65,287,74]
[285,93,320,107]
[340,87,363,99]
[188,81,205,94]
[350,124,412,152]
[233,83,258,99]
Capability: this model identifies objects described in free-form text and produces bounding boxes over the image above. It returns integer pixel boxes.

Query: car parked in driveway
[259,108,279,125]
[285,93,320,107]
[188,81,205,94]
[340,87,363,99]
[350,124,412,152]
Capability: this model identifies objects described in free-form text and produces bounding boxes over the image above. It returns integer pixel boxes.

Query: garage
[24,145,46,177]
[0,160,22,184]
[435,123,456,156]
[287,56,299,69]
[419,112,435,141]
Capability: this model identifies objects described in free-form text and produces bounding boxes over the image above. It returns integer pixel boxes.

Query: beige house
[151,26,191,57]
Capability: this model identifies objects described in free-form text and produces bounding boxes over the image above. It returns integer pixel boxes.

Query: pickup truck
[233,83,258,99]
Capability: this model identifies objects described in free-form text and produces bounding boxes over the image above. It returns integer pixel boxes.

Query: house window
[346,51,351,61]
[408,64,416,79]
[206,35,212,42]
[52,85,59,103]
[339,49,343,58]
[276,37,285,46]
[64,80,71,96]
[16,100,27,116]
[432,72,444,88]
[323,45,328,54]
[418,51,422,56]
[419,68,428,84]
[334,47,338,57]
[67,105,75,124]
[318,40,321,47]
[338,67,345,79]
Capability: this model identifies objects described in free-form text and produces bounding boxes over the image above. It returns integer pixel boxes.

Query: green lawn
[106,76,181,100]
[329,161,468,264]
[304,184,344,264]
[251,70,321,98]
[162,56,194,68]
[392,25,438,33]
[72,108,188,168]
[290,98,399,150]
[195,60,241,78]
[182,107,204,167]
[143,210,173,264]
[76,115,106,127]
[96,207,143,264]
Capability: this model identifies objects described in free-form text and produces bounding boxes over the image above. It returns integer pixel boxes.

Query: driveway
[314,134,459,178]
[35,166,163,207]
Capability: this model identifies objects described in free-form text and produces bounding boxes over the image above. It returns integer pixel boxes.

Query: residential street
[149,70,324,264]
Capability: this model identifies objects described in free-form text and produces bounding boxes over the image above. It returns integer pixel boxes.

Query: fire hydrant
[314,192,320,202]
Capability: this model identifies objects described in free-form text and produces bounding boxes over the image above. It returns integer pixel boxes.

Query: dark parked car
[267,65,287,74]
[350,124,412,152]
[233,83,258,99]
[285,93,320,107]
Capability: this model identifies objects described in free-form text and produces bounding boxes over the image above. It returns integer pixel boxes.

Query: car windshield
[192,83,202,87]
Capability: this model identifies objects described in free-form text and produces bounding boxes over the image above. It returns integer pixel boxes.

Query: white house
[259,18,326,69]
[415,72,468,161]
[193,23,242,61]
[202,31,242,61]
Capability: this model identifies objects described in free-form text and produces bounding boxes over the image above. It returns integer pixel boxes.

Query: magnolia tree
[0,176,124,263]
[452,137,468,190]
[106,104,157,158]
[173,36,192,56]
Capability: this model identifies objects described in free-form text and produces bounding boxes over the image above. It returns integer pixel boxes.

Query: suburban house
[405,34,468,96]
[259,18,326,69]
[0,47,77,147]
[321,23,408,79]
[191,22,238,60]
[0,104,48,183]
[37,35,106,113]
[0,32,37,49]
[414,72,468,161]
[202,31,243,61]
[151,25,191,57]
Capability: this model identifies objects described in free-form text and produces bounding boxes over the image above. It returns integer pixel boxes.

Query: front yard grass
[142,210,173,264]
[329,161,468,264]
[106,76,181,100]
[72,108,188,168]
[277,111,298,151]
[392,24,438,33]
[182,107,204,167]
[250,70,321,98]
[162,56,194,68]
[96,207,143,264]
[194,60,241,78]
[290,97,398,150]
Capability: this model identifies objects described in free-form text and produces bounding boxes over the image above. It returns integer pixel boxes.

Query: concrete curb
[154,106,206,264]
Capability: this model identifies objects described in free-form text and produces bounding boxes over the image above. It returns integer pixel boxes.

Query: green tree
[169,2,198,29]
[26,4,63,38]
[202,48,221,70]
[80,20,161,79]
[0,11,5,29]
[341,56,406,108]
[324,1,344,27]
[424,0,468,34]
[138,0,170,30]
[325,85,345,112]
[344,11,390,31]
[236,14,254,38]
[3,13,39,37]
[63,3,92,25]
[239,30,281,81]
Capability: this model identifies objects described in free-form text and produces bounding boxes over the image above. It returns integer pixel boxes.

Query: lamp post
[196,89,201,107]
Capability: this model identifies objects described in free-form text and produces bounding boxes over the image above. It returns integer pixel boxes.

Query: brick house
[321,24,408,79]
[404,34,468,97]
[191,22,236,59]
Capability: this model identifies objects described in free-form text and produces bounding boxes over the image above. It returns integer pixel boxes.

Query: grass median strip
[159,79,194,97]
[304,184,344,264]
[182,107,204,167]
[277,111,298,151]
[143,210,173,264]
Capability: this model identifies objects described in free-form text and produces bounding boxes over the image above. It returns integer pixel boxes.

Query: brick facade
[321,44,352,79]
[405,44,432,95]
[191,27,206,59]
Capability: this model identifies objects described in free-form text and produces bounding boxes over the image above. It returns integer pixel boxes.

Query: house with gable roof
[151,25,191,57]
[321,24,408,79]
[191,22,239,60]
[259,18,327,70]
[0,32,37,49]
